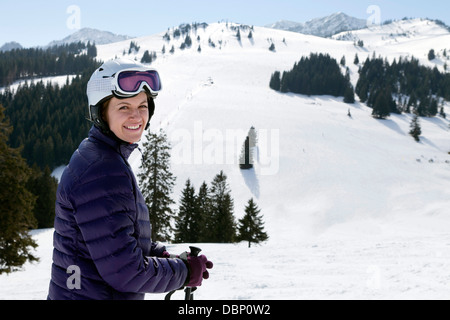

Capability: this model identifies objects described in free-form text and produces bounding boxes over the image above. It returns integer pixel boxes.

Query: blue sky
[1,0,450,47]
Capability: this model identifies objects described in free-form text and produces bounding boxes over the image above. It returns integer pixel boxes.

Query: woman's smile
[105,91,149,143]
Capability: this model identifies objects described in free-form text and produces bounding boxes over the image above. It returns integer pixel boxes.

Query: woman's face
[105,91,149,143]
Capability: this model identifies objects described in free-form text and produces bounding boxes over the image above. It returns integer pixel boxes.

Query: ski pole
[164,246,202,300]
[184,246,202,300]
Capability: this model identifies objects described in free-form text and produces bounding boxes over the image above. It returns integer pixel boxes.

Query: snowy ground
[1,20,450,300]
[1,225,450,300]
[0,75,78,94]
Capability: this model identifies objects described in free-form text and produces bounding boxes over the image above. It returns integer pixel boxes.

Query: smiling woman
[47,58,213,300]
[104,92,150,143]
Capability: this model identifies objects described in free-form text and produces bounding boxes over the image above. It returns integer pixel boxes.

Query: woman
[48,59,212,300]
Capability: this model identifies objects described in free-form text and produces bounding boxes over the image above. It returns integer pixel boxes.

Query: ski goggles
[113,69,162,97]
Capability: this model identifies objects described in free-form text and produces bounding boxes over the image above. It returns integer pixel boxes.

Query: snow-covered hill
[1,19,450,300]
[334,18,450,71]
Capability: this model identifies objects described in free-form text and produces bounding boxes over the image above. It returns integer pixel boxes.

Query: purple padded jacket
[48,126,188,300]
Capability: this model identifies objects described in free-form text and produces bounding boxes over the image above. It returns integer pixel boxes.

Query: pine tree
[237,198,268,248]
[344,85,355,104]
[409,114,422,142]
[27,165,58,228]
[209,171,236,243]
[138,129,176,242]
[428,49,436,61]
[439,106,446,119]
[372,89,391,119]
[174,179,198,243]
[141,50,153,64]
[0,105,38,274]
[269,71,281,91]
[197,181,212,242]
[184,35,192,48]
[236,29,241,42]
[269,43,276,52]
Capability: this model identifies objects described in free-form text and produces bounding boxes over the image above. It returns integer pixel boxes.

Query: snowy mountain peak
[267,12,367,37]
[0,41,23,52]
[47,28,133,47]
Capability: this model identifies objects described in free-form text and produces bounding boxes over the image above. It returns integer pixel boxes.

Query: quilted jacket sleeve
[70,159,188,294]
[150,242,168,257]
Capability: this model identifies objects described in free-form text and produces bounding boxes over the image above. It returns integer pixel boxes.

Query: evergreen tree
[27,165,58,228]
[128,41,140,54]
[409,114,422,142]
[237,198,268,248]
[0,105,38,274]
[174,179,199,243]
[209,171,237,243]
[87,42,97,58]
[1,70,94,170]
[439,106,446,119]
[344,85,355,104]
[141,50,153,64]
[236,29,241,42]
[269,43,276,52]
[428,49,436,61]
[355,56,450,117]
[269,71,281,91]
[138,129,176,242]
[372,89,392,119]
[429,98,438,117]
[184,35,192,48]
[197,181,213,242]
[272,53,351,97]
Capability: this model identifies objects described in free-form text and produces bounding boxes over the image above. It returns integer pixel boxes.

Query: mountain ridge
[0,41,23,52]
[46,27,133,47]
[266,12,368,37]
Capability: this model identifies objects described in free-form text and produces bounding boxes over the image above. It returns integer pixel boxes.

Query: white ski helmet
[86,58,162,133]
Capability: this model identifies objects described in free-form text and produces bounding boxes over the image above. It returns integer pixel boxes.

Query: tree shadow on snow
[374,118,405,136]
[240,167,260,199]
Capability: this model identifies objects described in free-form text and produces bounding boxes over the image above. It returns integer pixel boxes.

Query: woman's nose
[129,108,141,119]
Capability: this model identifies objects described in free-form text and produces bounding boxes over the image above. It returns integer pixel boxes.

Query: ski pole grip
[189,246,202,257]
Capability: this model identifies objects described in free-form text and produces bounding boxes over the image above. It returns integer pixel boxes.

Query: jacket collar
[88,126,138,160]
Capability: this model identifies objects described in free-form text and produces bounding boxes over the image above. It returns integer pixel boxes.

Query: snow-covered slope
[334,18,450,71]
[1,19,450,300]
[0,75,78,95]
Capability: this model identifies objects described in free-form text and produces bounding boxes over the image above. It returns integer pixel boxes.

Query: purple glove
[161,251,171,258]
[186,254,214,287]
